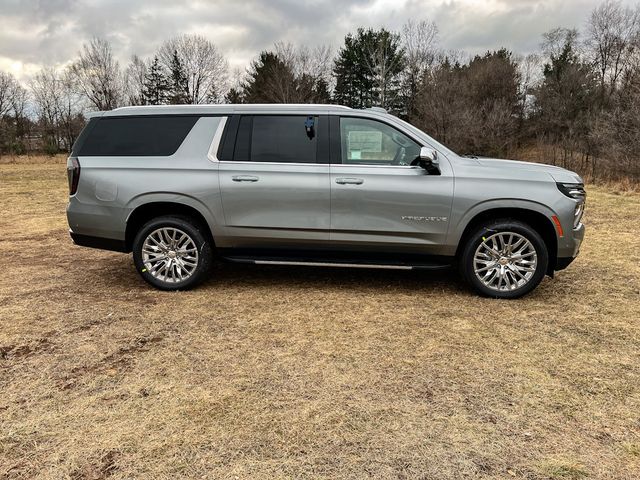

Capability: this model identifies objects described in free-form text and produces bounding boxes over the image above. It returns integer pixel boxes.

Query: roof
[103,104,356,117]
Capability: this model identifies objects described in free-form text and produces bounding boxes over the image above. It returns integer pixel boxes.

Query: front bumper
[555,222,585,271]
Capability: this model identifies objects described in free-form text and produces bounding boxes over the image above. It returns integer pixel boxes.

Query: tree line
[0,0,638,182]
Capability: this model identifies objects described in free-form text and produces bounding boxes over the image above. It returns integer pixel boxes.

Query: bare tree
[0,71,19,117]
[517,53,543,119]
[71,37,122,110]
[30,67,84,151]
[272,42,333,102]
[10,82,29,150]
[123,55,148,106]
[403,20,439,71]
[402,20,439,116]
[0,72,28,154]
[10,81,28,120]
[542,28,580,60]
[159,34,228,103]
[30,67,61,148]
[585,0,640,99]
[361,29,405,110]
[275,42,333,84]
[591,72,640,180]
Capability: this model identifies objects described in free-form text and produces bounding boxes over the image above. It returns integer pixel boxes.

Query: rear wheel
[460,219,548,299]
[132,216,212,290]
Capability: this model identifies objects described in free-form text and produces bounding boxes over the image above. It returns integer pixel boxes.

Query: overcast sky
[0,0,636,82]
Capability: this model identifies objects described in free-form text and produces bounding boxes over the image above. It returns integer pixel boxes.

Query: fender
[124,192,222,237]
[448,198,559,247]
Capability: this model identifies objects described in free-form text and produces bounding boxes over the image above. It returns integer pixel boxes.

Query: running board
[222,257,451,271]
[256,260,413,270]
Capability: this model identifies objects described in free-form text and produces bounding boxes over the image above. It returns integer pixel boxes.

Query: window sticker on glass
[348,131,382,153]
[351,150,362,160]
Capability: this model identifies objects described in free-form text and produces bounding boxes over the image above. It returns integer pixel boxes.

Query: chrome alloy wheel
[473,232,538,292]
[141,227,199,283]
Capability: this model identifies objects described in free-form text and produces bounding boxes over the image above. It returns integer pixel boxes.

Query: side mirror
[420,146,438,165]
[413,147,440,174]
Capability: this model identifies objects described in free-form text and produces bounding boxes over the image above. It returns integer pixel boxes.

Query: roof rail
[86,111,106,119]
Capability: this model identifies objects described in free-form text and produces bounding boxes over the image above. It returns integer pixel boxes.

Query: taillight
[67,157,80,195]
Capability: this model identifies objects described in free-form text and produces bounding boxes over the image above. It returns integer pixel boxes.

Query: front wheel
[132,216,213,291]
[460,219,548,299]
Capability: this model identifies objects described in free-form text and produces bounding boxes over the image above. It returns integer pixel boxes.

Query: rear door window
[233,115,319,163]
[78,116,199,156]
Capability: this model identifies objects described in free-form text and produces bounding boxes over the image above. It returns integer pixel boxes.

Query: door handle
[335,177,364,185]
[232,175,259,182]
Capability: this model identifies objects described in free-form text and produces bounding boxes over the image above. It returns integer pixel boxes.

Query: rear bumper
[70,231,128,253]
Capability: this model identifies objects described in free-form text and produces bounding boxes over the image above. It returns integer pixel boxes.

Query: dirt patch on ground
[1,161,639,479]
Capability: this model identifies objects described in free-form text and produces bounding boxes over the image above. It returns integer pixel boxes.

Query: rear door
[329,115,454,253]
[218,114,330,249]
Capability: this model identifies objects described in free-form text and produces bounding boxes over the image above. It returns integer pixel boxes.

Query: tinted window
[248,116,317,163]
[78,116,199,156]
[234,115,252,162]
[340,117,420,166]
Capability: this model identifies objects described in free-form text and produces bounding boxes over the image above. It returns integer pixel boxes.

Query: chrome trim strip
[207,116,228,163]
[254,260,413,270]
[217,160,421,169]
[218,161,330,167]
[330,164,422,170]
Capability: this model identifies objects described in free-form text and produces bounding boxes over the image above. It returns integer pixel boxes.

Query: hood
[474,157,584,183]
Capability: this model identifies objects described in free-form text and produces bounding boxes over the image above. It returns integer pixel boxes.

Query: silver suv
[66,104,585,298]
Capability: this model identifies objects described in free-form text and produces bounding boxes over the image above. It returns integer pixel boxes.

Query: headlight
[557,182,586,201]
[574,202,584,228]
[557,183,586,228]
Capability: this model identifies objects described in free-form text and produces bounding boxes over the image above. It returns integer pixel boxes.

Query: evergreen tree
[239,51,331,104]
[225,87,244,104]
[168,50,190,104]
[333,28,405,112]
[142,56,170,105]
[531,36,598,166]
[242,52,295,103]
[333,31,373,108]
[535,40,597,141]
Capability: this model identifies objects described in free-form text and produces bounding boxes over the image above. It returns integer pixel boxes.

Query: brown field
[1,158,639,479]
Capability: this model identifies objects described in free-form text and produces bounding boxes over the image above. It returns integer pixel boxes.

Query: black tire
[132,215,213,291]
[460,219,548,299]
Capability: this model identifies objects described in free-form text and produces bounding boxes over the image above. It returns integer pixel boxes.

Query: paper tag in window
[349,131,382,153]
[351,150,362,160]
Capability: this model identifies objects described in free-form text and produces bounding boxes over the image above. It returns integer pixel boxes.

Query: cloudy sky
[0,0,635,81]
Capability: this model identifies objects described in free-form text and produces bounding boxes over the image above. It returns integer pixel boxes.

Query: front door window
[340,117,421,166]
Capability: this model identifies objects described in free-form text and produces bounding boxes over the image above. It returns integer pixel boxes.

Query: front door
[330,116,454,254]
[218,114,330,249]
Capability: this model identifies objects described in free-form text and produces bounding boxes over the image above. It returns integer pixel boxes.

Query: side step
[222,256,451,271]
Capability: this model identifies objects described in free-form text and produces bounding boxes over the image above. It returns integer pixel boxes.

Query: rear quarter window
[77,116,199,156]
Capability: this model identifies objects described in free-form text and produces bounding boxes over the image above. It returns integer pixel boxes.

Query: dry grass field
[1,157,639,479]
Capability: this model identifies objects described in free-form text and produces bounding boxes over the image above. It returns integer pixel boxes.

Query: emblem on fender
[402,216,448,222]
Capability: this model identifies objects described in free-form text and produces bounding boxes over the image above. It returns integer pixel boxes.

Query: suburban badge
[402,216,449,222]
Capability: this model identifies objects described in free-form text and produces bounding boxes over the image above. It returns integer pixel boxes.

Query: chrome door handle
[335,177,364,185]
[232,175,259,182]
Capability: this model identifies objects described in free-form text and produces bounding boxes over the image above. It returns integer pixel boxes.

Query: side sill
[220,253,453,271]
[70,231,129,253]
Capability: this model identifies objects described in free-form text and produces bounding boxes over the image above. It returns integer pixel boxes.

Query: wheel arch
[454,206,558,275]
[125,200,216,252]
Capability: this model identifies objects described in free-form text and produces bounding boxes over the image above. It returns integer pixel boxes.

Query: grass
[1,157,639,479]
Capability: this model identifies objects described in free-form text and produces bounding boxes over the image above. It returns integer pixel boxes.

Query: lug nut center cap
[167,250,177,259]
